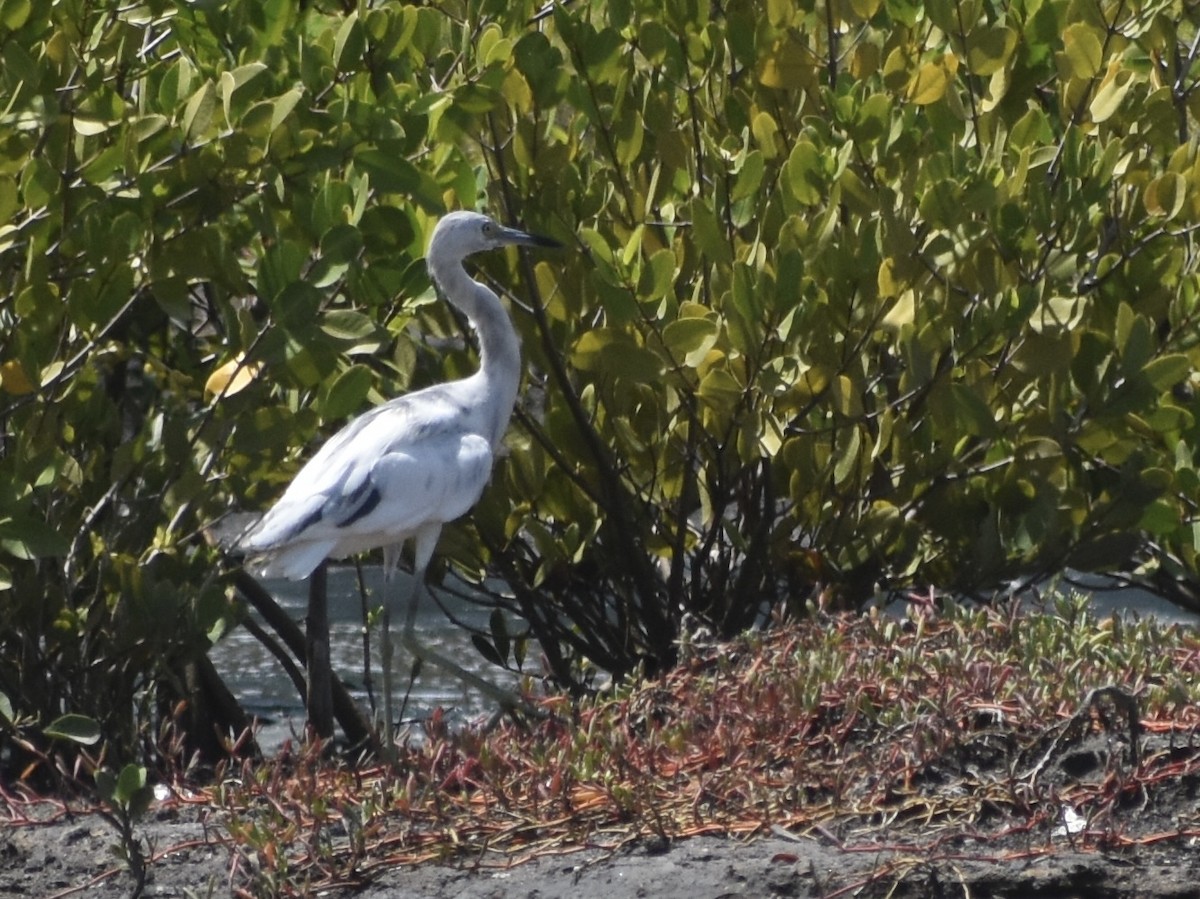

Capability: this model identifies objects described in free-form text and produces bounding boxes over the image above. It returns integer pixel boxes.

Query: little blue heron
[238,211,560,736]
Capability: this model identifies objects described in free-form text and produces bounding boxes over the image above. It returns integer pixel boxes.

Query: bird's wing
[238,394,496,578]
[357,431,495,534]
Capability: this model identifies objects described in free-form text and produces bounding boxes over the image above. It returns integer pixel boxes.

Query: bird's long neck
[427,252,522,446]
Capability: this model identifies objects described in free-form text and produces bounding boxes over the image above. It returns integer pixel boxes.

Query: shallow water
[210,565,1200,750]
[1038,569,1200,625]
[207,566,528,748]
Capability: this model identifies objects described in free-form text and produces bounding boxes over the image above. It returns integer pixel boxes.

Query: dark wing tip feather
[336,484,382,528]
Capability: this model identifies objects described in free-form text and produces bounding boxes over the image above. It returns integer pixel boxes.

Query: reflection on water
[207,566,529,747]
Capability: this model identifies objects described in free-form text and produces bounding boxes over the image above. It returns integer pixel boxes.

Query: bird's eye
[481,222,494,236]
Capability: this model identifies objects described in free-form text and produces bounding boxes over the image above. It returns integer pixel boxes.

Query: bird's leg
[396,526,545,721]
[378,546,403,755]
[400,572,543,720]
[380,599,394,749]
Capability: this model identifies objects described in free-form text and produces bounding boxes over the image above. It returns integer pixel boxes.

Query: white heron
[238,210,560,736]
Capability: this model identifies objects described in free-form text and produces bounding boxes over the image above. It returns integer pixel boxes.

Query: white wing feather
[239,382,496,579]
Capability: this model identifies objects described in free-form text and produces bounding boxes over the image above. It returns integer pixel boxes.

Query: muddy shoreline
[6,797,1200,898]
[9,609,1200,898]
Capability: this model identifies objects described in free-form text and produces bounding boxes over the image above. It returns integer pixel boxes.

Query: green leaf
[334,11,366,73]
[688,199,732,265]
[219,62,268,121]
[663,317,718,367]
[257,240,307,303]
[44,714,101,746]
[19,157,57,209]
[0,0,31,29]
[0,517,68,560]
[638,248,677,301]
[1009,107,1051,148]
[270,87,304,132]
[513,635,527,669]
[966,25,1017,76]
[731,150,765,202]
[489,608,510,663]
[182,81,218,143]
[354,149,421,195]
[479,24,513,68]
[319,223,364,265]
[606,341,667,382]
[471,634,505,667]
[948,384,999,437]
[572,328,619,371]
[785,140,823,205]
[832,425,863,486]
[1141,354,1190,392]
[854,93,892,142]
[275,283,326,340]
[115,763,148,808]
[615,110,645,167]
[321,309,381,341]
[321,364,374,421]
[95,768,116,800]
[1059,23,1103,80]
[925,0,968,34]
[697,368,742,409]
[1139,499,1180,536]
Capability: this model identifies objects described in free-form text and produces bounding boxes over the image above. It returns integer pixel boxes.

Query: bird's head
[430,211,560,260]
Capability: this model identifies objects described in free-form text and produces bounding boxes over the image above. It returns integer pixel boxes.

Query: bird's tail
[243,540,337,580]
[202,510,263,552]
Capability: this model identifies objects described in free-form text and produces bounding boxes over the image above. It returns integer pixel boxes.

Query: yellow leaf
[0,360,34,395]
[877,258,900,298]
[766,0,793,27]
[831,374,863,417]
[205,354,261,399]
[751,110,780,158]
[1089,60,1134,123]
[72,117,111,136]
[848,0,882,19]
[1144,172,1186,220]
[881,289,916,332]
[882,46,913,92]
[981,66,1010,113]
[758,37,811,89]
[1030,296,1086,334]
[907,60,949,105]
[502,68,532,116]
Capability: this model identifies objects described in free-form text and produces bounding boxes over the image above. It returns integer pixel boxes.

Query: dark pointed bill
[501,224,562,249]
